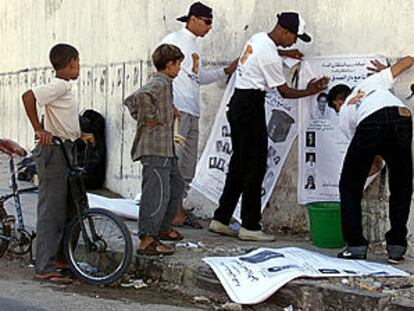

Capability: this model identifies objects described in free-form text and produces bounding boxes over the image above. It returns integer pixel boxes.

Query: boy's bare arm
[22,90,52,145]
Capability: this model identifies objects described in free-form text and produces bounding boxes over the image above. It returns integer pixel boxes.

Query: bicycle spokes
[65,209,132,284]
[10,229,35,255]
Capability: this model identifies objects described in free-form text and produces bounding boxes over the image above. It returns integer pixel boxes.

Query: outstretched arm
[390,56,414,78]
[278,49,303,60]
[277,76,330,99]
[368,56,414,78]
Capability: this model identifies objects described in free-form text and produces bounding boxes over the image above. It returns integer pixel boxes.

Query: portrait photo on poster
[305,152,316,173]
[305,131,316,147]
[304,175,316,190]
[311,92,331,120]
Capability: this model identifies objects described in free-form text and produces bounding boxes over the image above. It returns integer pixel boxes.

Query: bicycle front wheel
[0,203,11,258]
[64,208,133,285]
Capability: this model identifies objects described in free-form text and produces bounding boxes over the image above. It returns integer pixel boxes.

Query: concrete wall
[1,0,414,239]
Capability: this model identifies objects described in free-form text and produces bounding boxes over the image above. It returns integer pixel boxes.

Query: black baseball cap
[177,2,213,22]
[277,12,311,43]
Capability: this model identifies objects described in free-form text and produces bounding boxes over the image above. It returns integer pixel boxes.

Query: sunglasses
[196,16,213,25]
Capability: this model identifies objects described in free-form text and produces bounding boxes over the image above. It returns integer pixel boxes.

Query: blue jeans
[340,107,412,247]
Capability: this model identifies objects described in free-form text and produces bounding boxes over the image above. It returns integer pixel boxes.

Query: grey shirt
[124,72,175,161]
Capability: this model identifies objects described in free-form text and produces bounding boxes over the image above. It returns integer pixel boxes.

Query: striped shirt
[124,72,175,161]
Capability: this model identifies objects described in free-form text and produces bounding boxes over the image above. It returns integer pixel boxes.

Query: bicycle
[54,136,133,285]
[0,137,133,285]
[0,139,37,260]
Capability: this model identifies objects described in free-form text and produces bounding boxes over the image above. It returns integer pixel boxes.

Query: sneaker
[337,245,367,260]
[387,245,406,264]
[208,220,238,237]
[238,227,276,242]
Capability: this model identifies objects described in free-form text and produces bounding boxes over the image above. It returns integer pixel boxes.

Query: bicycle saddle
[0,139,27,157]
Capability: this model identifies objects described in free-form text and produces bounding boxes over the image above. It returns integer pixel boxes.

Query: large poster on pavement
[297,56,385,204]
[204,247,408,305]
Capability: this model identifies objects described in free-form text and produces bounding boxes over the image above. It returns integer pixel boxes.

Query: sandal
[137,239,175,256]
[159,229,184,241]
[182,214,203,229]
[172,214,203,229]
[34,272,73,284]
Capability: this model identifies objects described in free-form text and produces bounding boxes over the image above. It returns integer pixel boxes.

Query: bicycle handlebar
[51,136,91,174]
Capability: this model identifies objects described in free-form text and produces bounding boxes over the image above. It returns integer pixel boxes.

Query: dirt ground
[0,254,213,311]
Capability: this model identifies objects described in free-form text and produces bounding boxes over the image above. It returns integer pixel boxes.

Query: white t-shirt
[32,77,81,141]
[160,28,225,117]
[235,32,286,91]
[338,68,406,139]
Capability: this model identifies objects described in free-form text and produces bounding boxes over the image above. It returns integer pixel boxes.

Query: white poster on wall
[297,56,385,204]
[192,74,298,218]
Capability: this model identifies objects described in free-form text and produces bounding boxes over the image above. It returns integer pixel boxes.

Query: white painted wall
[1,0,414,236]
[2,0,414,72]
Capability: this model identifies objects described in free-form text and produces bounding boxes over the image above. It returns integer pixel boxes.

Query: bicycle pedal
[5,215,15,229]
[6,215,15,224]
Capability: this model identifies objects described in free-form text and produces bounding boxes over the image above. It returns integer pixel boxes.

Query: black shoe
[387,245,406,264]
[337,245,367,260]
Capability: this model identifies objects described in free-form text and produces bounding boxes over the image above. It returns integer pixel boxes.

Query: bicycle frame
[0,154,37,232]
[0,151,37,260]
[53,137,100,251]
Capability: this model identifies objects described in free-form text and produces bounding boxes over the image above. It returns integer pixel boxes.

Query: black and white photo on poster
[305,131,316,147]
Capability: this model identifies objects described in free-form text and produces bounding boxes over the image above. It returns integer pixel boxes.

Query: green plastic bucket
[306,202,345,248]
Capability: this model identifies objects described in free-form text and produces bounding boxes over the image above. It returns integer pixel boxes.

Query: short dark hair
[316,92,328,102]
[49,43,79,70]
[327,84,351,109]
[152,44,184,71]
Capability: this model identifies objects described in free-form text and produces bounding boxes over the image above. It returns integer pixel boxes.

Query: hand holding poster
[192,74,299,219]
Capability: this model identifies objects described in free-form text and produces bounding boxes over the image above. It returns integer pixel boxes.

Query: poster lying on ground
[87,193,139,220]
[297,56,386,204]
[192,74,298,218]
[204,247,408,305]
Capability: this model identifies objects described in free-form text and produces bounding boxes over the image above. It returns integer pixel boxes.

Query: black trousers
[214,88,267,230]
[340,107,413,247]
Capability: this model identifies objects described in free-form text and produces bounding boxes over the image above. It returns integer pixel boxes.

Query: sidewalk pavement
[1,154,413,310]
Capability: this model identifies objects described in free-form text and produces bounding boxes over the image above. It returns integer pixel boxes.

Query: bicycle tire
[0,203,11,258]
[10,229,32,255]
[63,208,132,285]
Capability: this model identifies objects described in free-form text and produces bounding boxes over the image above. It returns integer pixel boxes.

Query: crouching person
[327,56,414,263]
[124,44,185,256]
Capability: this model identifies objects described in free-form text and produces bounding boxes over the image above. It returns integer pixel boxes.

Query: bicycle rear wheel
[0,203,11,258]
[64,208,133,285]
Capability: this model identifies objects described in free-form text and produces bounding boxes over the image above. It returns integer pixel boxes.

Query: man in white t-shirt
[160,2,237,228]
[209,12,329,241]
[327,56,414,263]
